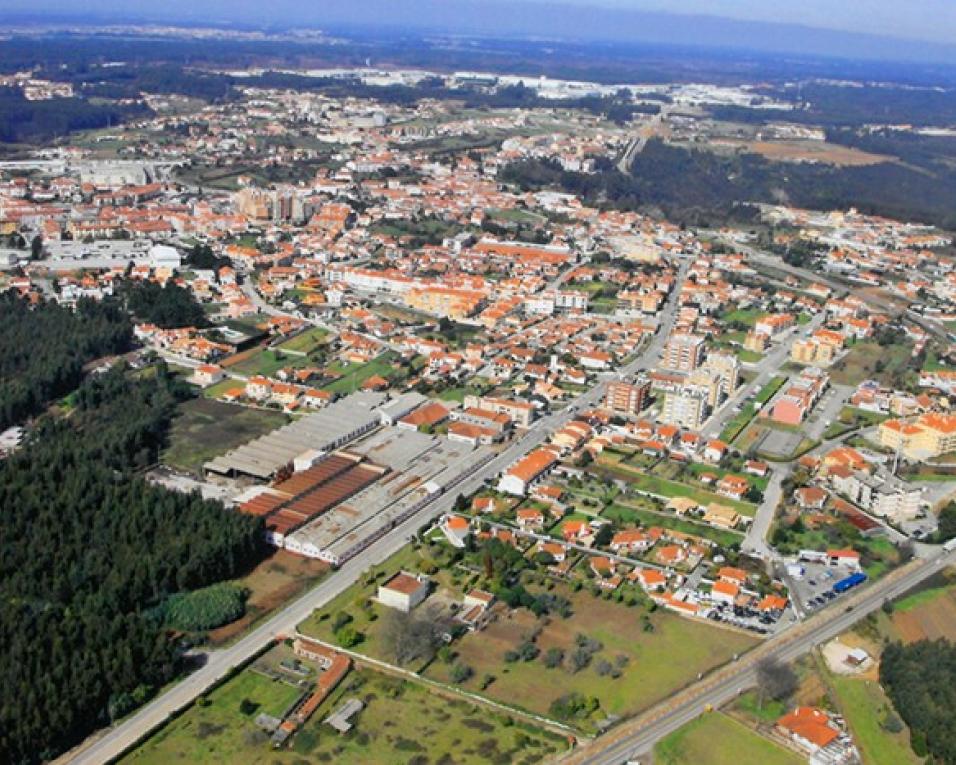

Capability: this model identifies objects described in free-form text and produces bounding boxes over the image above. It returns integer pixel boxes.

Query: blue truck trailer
[833,572,867,594]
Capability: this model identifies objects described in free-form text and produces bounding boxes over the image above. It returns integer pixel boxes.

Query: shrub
[161,583,246,632]
[450,663,473,684]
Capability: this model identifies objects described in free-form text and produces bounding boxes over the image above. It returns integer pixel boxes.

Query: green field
[830,342,912,387]
[721,309,766,328]
[124,663,564,765]
[425,584,757,730]
[162,398,288,474]
[229,349,314,378]
[322,353,401,394]
[603,503,743,548]
[655,713,802,765]
[829,675,921,765]
[276,327,330,354]
[596,461,757,517]
[123,668,303,764]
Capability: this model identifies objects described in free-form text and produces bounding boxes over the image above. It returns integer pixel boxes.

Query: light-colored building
[661,333,705,371]
[660,387,708,430]
[377,571,430,612]
[879,412,956,460]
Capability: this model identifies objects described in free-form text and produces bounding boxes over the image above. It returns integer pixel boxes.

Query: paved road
[564,546,956,765]
[700,314,825,440]
[69,261,689,764]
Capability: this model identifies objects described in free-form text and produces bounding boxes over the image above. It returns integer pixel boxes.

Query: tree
[30,234,43,260]
[449,663,473,684]
[755,658,798,708]
[379,605,451,666]
[334,626,362,648]
[936,502,956,542]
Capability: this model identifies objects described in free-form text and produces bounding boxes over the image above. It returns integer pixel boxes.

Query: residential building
[661,333,705,371]
[604,378,651,415]
[377,572,430,612]
[879,412,956,459]
[660,387,708,430]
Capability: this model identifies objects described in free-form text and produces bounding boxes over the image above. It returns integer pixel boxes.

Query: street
[566,547,956,765]
[68,261,688,763]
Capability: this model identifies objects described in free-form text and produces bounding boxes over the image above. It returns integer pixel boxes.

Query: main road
[69,261,688,764]
[561,546,956,765]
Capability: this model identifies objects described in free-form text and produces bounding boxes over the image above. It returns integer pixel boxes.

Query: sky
[556,0,955,45]
[4,0,956,61]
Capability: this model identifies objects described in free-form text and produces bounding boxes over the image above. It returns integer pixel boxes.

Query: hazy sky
[553,0,955,44]
[3,0,954,47]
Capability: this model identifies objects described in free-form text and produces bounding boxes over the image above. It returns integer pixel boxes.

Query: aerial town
[3,8,956,765]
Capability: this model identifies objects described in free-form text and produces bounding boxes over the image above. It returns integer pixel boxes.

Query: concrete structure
[205,394,385,479]
[661,333,705,371]
[605,378,651,415]
[660,387,708,430]
[377,571,430,612]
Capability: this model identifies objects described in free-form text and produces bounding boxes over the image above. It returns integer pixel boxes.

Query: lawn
[721,308,765,328]
[756,375,788,405]
[322,353,400,395]
[603,503,743,548]
[823,406,890,440]
[426,583,757,731]
[596,460,757,517]
[277,327,330,354]
[162,398,288,475]
[122,668,304,764]
[828,675,921,765]
[654,713,802,765]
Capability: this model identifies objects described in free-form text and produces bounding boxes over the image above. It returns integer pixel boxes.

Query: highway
[69,262,687,764]
[562,547,956,765]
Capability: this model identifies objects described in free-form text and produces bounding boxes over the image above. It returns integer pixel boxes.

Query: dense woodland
[0,87,150,144]
[0,293,132,429]
[881,640,956,763]
[122,279,208,329]
[501,139,956,229]
[0,365,264,764]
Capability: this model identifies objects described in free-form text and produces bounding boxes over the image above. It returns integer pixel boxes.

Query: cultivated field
[207,550,329,646]
[743,139,891,166]
[890,569,956,643]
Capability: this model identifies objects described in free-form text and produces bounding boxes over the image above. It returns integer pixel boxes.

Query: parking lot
[786,559,863,615]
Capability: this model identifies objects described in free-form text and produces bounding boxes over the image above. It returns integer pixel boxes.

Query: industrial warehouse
[213,392,493,565]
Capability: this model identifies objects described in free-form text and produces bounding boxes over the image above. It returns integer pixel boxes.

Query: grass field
[162,398,288,474]
[721,308,765,328]
[889,569,956,642]
[426,584,757,730]
[229,349,314,378]
[323,353,400,394]
[276,327,330,354]
[123,668,304,764]
[655,713,802,765]
[125,661,565,765]
[603,503,744,548]
[829,675,921,765]
[830,342,912,387]
[596,461,757,516]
